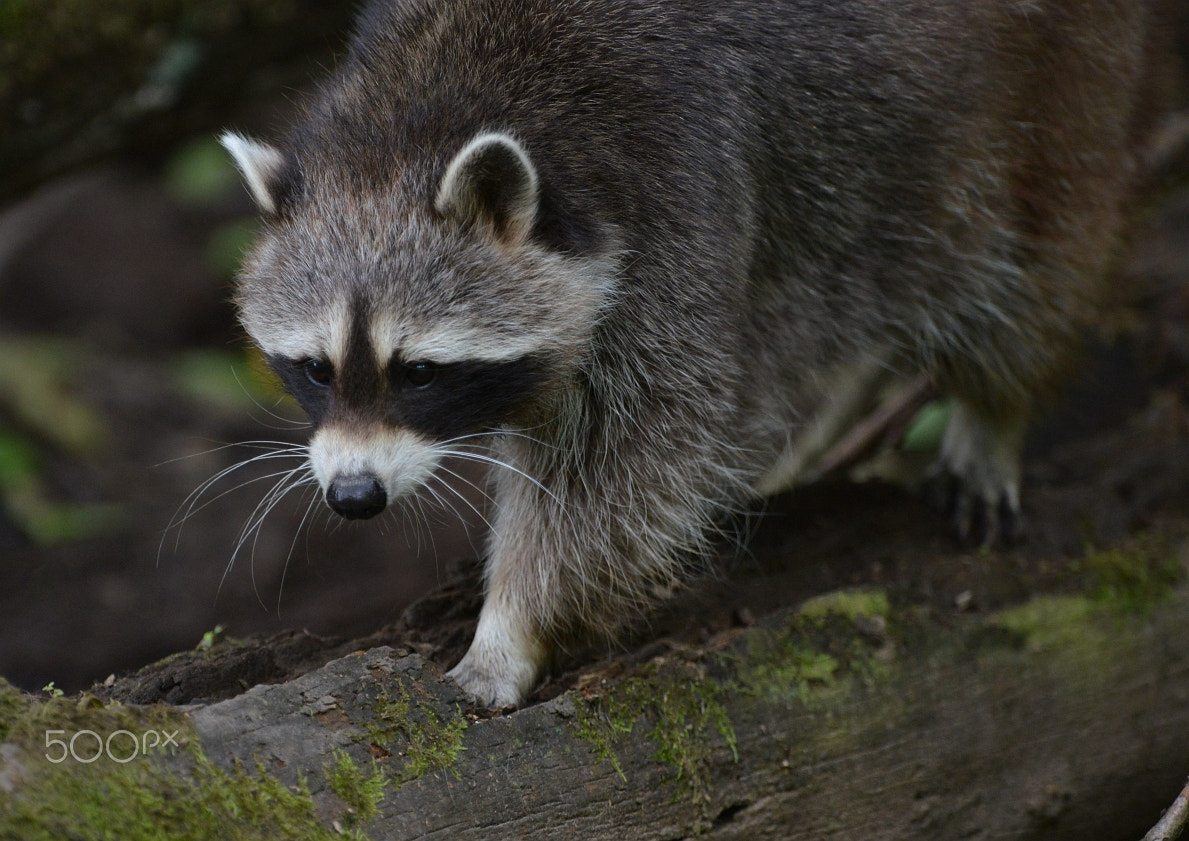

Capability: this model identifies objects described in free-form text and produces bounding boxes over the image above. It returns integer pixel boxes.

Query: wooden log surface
[171,580,1189,841]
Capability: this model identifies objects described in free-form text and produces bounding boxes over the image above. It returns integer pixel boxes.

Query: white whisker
[218,464,313,600]
[229,365,312,431]
[160,441,311,563]
[435,448,565,508]
[276,472,323,615]
[429,465,496,530]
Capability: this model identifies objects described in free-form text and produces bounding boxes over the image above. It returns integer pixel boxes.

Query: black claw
[922,473,1025,549]
[997,494,1024,546]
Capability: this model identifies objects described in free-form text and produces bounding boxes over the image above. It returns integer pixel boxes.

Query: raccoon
[223,0,1176,706]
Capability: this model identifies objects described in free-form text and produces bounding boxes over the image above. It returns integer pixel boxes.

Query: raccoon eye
[400,361,437,389]
[301,358,334,387]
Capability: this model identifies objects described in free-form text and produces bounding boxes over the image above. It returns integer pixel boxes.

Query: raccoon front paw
[446,651,535,709]
[446,617,545,708]
[924,402,1025,547]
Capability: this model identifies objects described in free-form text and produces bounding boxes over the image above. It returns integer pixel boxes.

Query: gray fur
[229,0,1175,705]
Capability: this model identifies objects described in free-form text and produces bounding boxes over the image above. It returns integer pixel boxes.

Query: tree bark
[167,580,1189,841]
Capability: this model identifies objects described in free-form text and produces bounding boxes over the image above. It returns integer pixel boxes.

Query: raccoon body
[224,0,1175,706]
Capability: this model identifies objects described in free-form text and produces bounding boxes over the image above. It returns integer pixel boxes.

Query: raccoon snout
[326,476,387,520]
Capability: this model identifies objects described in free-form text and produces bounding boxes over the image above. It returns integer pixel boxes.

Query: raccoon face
[224,131,616,519]
[266,327,553,520]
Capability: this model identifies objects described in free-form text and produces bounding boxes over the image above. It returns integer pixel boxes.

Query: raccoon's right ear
[220,132,299,216]
[435,132,538,244]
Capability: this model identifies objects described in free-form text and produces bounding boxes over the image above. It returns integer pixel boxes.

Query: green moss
[983,538,1185,657]
[572,693,636,780]
[738,645,841,705]
[619,590,892,777]
[799,589,890,624]
[992,540,1186,658]
[646,679,737,794]
[0,688,349,840]
[1083,540,1184,616]
[738,588,893,705]
[365,685,466,786]
[2,749,348,841]
[992,595,1104,654]
[1,691,184,752]
[325,750,387,825]
[0,679,28,741]
[572,662,736,816]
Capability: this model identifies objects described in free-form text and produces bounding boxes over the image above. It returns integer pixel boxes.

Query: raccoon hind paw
[923,402,1026,548]
[925,466,1024,547]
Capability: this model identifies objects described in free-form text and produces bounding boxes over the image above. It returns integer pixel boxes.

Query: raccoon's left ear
[220,132,296,216]
[435,132,538,244]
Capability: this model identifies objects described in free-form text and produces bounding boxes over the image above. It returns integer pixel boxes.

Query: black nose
[326,476,387,520]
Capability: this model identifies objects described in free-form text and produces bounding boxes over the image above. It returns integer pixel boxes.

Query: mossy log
[3,561,1188,840]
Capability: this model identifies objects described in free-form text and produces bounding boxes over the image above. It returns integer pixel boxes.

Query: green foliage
[0,337,107,455]
[164,135,242,207]
[0,338,283,546]
[170,349,276,413]
[204,219,259,279]
[195,625,226,652]
[0,430,39,496]
[0,337,129,543]
[164,133,260,280]
[901,398,953,452]
[0,424,127,545]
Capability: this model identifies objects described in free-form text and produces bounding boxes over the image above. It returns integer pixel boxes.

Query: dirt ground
[0,147,1188,710]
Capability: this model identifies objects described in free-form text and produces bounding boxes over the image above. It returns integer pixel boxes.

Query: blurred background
[0,2,487,693]
[0,2,1187,700]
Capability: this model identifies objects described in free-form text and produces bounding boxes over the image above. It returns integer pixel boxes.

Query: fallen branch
[1144,777,1189,841]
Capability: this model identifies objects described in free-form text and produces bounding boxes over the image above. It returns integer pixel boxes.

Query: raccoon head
[223,130,616,519]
